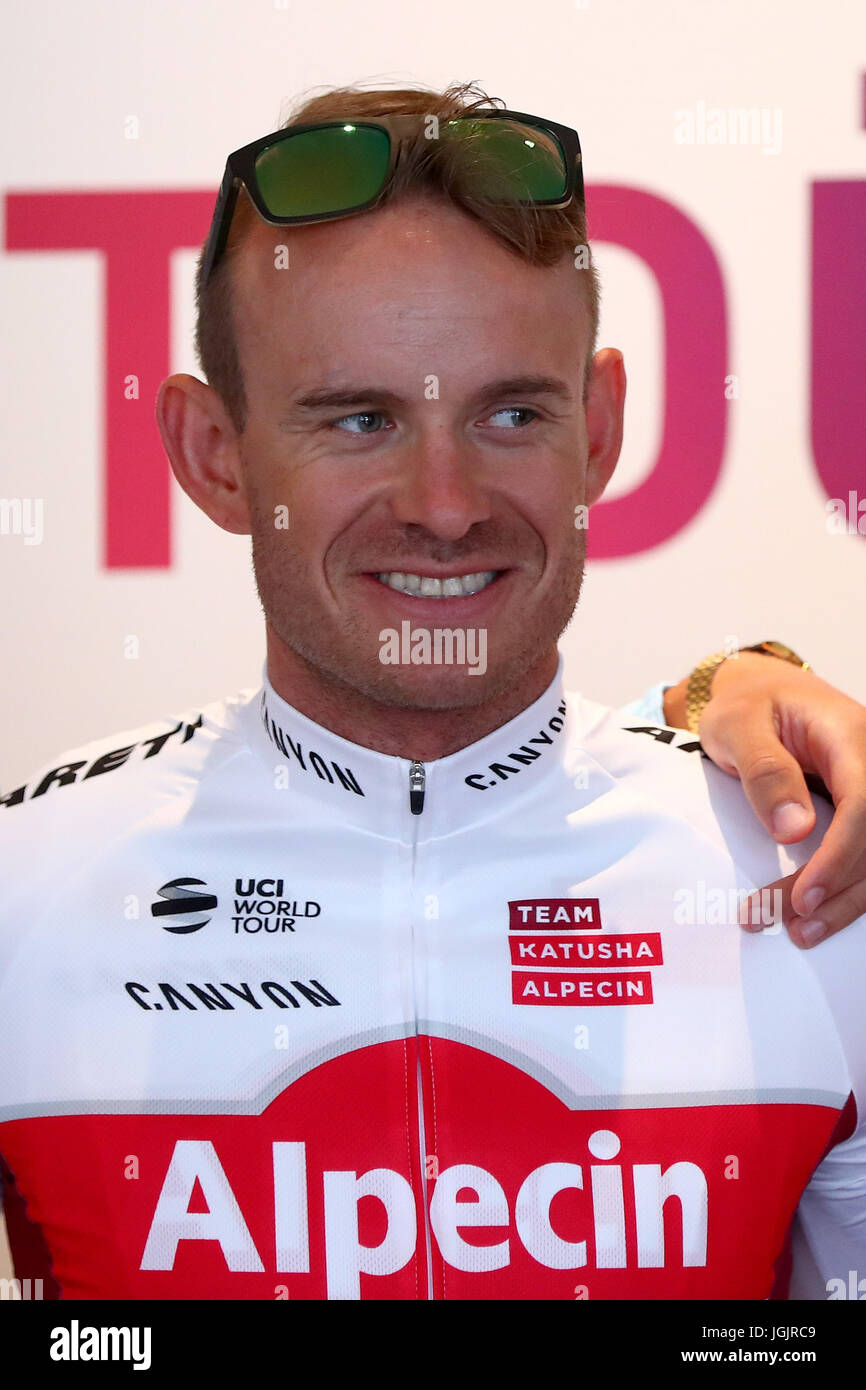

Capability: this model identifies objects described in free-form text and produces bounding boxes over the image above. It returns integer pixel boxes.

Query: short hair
[194,79,601,433]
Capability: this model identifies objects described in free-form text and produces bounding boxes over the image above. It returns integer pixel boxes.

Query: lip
[358,569,514,617]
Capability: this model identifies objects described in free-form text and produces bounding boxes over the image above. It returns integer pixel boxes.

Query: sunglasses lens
[441,118,568,201]
[255,124,391,217]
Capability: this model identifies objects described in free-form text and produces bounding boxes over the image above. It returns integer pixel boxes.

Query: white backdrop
[1,0,865,793]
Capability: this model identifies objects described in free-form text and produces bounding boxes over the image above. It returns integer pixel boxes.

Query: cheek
[275,487,360,574]
[508,473,581,552]
[242,443,331,542]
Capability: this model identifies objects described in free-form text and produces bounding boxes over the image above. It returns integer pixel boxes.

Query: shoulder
[0,688,258,837]
[563,688,834,886]
[567,687,866,1095]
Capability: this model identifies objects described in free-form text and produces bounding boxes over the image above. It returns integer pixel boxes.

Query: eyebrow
[281,374,575,422]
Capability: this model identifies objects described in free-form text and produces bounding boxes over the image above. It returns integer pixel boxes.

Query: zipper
[408,760,426,815]
[406,756,434,1296]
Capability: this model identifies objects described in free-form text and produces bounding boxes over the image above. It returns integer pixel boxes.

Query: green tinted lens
[255,125,391,217]
[441,119,568,201]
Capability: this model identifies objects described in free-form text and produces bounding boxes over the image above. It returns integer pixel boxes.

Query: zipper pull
[408,760,426,815]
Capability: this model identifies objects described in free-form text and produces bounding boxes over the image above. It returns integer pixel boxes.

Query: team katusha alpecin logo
[150,878,218,933]
[509,898,663,1006]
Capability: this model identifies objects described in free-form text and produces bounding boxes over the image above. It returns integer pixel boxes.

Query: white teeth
[376,569,498,598]
[461,571,493,595]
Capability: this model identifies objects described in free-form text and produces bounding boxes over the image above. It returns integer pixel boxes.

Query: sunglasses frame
[200,108,584,287]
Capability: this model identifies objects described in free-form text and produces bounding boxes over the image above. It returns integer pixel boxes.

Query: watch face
[756,641,806,667]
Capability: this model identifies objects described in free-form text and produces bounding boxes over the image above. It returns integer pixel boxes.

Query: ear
[156,374,251,535]
[584,348,626,507]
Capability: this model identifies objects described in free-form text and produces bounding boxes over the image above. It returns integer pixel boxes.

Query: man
[0,81,864,1300]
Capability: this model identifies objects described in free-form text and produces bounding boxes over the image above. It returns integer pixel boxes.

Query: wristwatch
[685,641,811,735]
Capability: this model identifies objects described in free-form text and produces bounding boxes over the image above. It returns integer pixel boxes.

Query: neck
[263,626,560,761]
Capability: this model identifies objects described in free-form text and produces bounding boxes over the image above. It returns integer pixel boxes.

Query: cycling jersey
[0,656,864,1301]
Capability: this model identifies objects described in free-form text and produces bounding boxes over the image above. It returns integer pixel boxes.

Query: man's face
[230,193,621,710]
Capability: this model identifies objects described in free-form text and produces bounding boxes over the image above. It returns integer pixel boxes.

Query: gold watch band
[684,641,811,736]
[685,651,728,735]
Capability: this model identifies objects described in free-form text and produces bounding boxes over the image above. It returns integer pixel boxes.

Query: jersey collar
[242,654,579,835]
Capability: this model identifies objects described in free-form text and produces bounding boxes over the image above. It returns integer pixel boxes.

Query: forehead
[232,195,588,334]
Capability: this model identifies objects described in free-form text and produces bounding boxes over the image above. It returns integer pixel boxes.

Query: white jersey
[0,657,864,1301]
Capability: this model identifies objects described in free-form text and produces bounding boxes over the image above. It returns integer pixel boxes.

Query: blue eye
[487,407,539,428]
[333,412,388,434]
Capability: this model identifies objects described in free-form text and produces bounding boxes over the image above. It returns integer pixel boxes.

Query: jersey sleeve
[790,1125,866,1298]
[789,919,866,1299]
[616,681,672,727]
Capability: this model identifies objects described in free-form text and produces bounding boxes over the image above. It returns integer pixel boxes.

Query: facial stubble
[246,482,587,713]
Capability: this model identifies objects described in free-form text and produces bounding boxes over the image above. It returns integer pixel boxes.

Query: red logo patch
[509,901,662,1007]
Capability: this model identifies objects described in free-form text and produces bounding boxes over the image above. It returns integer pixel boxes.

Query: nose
[387,426,493,541]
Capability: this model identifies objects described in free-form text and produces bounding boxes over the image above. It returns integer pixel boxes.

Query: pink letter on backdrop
[811,179,866,527]
[5,191,212,568]
[5,186,730,566]
[586,187,728,558]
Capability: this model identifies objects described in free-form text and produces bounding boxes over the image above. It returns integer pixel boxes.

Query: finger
[789,792,866,916]
[738,872,798,932]
[785,877,866,948]
[739,800,866,940]
[700,706,816,842]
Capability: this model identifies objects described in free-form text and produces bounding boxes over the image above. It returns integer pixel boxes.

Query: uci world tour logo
[151,877,218,933]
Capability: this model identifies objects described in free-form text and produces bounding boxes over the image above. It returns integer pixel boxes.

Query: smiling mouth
[374,570,501,598]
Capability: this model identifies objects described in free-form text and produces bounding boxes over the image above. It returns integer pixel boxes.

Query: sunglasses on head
[200,108,584,287]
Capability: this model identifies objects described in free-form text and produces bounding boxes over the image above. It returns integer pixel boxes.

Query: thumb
[699,711,816,843]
